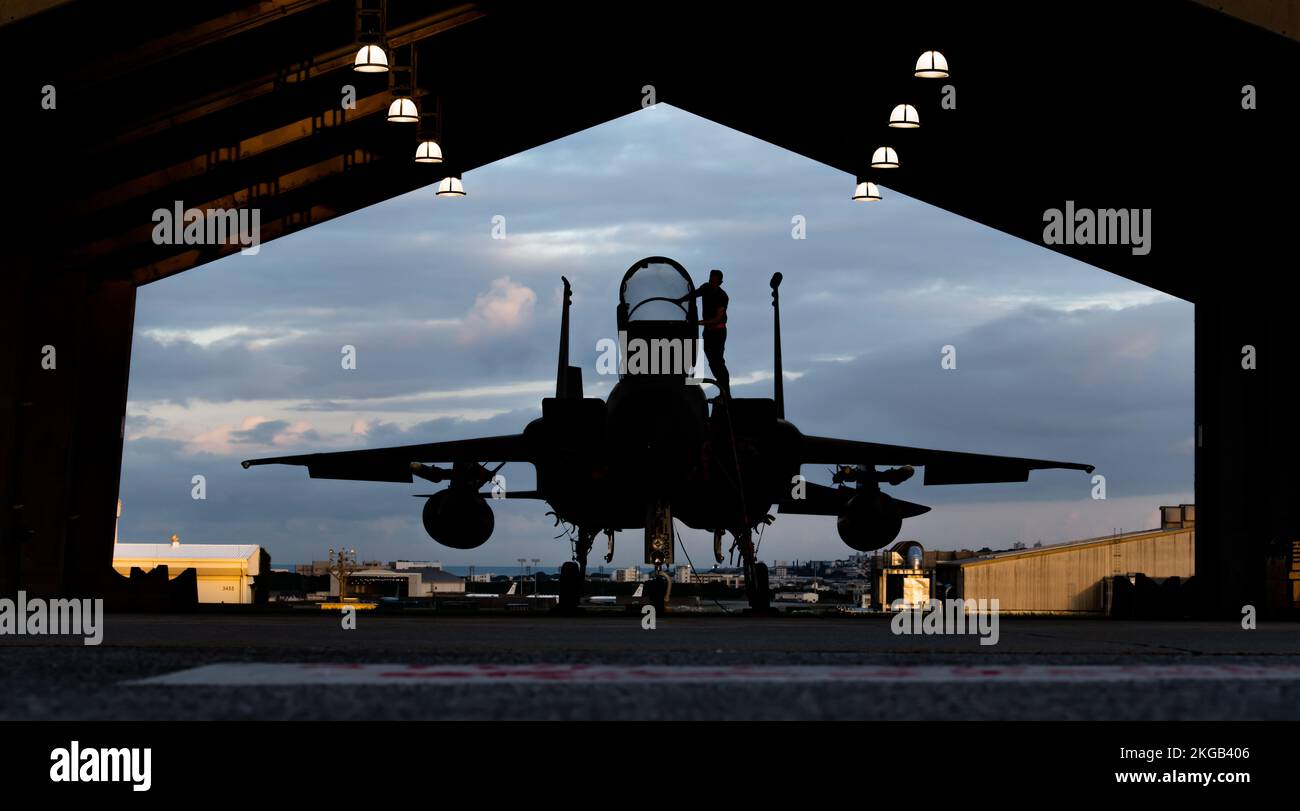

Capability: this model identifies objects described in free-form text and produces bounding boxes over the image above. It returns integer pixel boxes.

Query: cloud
[227,418,322,446]
[457,277,537,345]
[185,416,324,456]
[229,418,290,445]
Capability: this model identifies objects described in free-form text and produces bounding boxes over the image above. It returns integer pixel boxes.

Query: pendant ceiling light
[437,174,466,197]
[870,146,899,169]
[415,139,443,163]
[914,50,949,78]
[387,43,417,123]
[415,103,442,163]
[354,44,388,73]
[387,97,418,123]
[353,1,388,73]
[852,180,882,202]
[888,104,920,128]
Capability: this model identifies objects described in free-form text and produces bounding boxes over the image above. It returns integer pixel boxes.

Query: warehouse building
[938,505,1195,613]
[329,565,465,599]
[112,539,266,604]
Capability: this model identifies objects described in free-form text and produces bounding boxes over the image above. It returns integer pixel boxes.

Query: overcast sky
[117,105,1193,568]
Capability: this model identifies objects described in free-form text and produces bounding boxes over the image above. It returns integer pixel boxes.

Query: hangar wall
[2,261,136,599]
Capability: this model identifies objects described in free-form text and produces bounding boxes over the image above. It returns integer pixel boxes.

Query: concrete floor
[3,612,1299,720]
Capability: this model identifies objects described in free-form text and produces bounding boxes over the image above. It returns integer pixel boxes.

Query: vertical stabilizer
[770,272,785,419]
[556,277,573,397]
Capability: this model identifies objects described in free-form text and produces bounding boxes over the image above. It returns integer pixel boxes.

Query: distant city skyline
[118,104,1193,566]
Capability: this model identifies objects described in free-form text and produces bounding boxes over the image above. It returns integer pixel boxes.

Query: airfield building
[330,565,466,599]
[112,541,265,604]
[939,505,1196,613]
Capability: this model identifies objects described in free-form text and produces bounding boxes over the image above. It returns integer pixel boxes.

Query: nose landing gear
[643,568,670,615]
[639,500,675,615]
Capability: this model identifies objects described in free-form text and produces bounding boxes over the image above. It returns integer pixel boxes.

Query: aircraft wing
[240,434,531,483]
[796,434,1094,485]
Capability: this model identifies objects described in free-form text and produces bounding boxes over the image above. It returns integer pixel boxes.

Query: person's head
[709,269,723,286]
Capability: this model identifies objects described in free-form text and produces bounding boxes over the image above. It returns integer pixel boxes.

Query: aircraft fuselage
[526,375,800,539]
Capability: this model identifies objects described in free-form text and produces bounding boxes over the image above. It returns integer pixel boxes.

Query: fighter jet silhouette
[244,257,1093,612]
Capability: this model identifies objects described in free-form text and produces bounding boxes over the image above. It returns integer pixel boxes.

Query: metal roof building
[940,508,1195,613]
[113,542,265,604]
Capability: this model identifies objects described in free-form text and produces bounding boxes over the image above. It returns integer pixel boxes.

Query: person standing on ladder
[677,268,730,397]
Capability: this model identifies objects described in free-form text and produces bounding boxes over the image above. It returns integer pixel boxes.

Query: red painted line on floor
[131,663,1300,686]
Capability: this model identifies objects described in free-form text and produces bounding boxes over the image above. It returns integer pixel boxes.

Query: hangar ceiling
[5,1,1296,301]
[1190,0,1300,41]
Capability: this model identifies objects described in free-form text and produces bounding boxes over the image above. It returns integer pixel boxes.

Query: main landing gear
[556,526,598,613]
[555,522,771,615]
[735,527,772,615]
[557,561,582,612]
[557,527,620,613]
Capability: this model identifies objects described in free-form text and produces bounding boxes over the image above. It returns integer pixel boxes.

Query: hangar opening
[114,104,1194,605]
[4,1,1297,618]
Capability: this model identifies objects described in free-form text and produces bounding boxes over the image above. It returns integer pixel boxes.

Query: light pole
[531,558,540,595]
[517,558,526,596]
[327,547,359,600]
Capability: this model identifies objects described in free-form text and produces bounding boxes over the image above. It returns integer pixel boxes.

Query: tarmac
[3,611,1299,720]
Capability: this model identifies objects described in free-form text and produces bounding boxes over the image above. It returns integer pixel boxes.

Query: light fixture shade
[888,104,920,128]
[914,50,949,78]
[852,181,882,202]
[415,139,443,163]
[354,44,389,73]
[386,96,418,123]
[870,146,899,169]
[436,175,465,197]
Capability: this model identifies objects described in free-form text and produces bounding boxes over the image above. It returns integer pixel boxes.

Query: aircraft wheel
[746,561,771,613]
[558,561,582,611]
[644,575,668,615]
